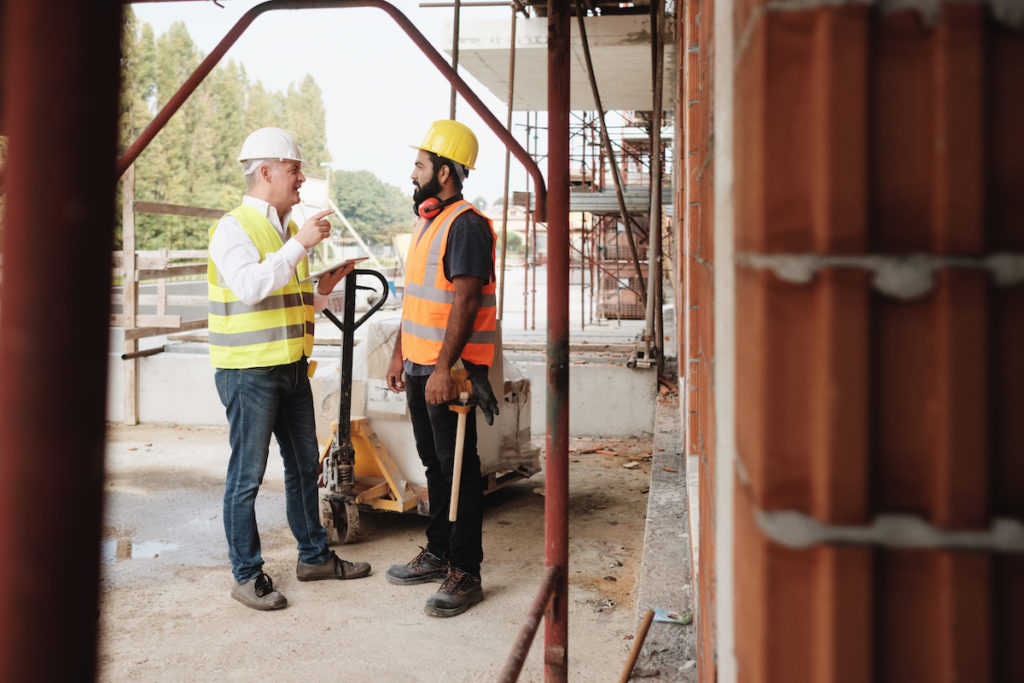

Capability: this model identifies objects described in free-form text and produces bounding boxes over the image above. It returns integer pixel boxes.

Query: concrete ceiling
[443,14,675,112]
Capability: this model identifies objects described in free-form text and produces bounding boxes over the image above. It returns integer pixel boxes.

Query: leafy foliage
[117,10,331,251]
[330,169,411,246]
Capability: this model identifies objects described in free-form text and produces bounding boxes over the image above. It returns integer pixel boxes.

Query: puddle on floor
[102,538,178,561]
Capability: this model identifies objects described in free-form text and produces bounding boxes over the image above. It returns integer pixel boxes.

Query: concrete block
[511,353,657,438]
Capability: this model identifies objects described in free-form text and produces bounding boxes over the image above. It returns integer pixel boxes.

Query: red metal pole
[497,565,560,682]
[544,0,570,680]
[0,1,122,680]
[530,112,538,331]
[114,0,547,220]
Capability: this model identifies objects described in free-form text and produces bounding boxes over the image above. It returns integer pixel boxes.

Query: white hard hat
[237,127,303,164]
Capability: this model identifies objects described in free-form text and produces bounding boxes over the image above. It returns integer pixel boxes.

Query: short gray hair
[243,159,269,191]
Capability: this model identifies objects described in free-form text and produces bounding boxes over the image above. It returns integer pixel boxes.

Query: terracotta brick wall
[679,1,1024,680]
[680,0,718,678]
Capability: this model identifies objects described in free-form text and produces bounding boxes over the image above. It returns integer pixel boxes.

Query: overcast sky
[132,0,529,205]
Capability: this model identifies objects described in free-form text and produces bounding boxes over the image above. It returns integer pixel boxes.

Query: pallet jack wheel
[320,495,360,545]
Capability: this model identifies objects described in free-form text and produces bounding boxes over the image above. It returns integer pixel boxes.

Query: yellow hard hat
[412,120,478,170]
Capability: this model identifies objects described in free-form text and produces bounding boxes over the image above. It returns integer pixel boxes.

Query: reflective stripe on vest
[400,199,497,367]
[207,205,314,368]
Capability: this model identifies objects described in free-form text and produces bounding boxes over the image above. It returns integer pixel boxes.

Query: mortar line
[755,509,1024,553]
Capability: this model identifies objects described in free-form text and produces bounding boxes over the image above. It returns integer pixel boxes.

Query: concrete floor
[99,425,664,681]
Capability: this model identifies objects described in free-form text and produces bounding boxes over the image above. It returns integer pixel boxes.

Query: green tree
[141,20,204,248]
[284,75,330,167]
[119,8,156,151]
[504,231,524,253]
[117,18,333,251]
[245,80,285,131]
[331,169,411,245]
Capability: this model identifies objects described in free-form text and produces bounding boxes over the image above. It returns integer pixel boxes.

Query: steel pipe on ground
[497,565,560,682]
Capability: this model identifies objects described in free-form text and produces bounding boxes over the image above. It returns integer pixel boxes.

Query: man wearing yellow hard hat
[384,120,500,617]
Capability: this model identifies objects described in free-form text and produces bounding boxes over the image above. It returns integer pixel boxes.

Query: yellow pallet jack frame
[317,417,419,542]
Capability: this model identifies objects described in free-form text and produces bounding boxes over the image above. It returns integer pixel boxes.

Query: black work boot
[424,567,483,617]
[296,550,371,581]
[385,548,448,585]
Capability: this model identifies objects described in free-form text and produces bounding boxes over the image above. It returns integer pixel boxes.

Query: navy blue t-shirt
[404,206,494,377]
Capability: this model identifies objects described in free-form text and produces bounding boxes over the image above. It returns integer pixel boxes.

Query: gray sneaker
[385,548,448,585]
[231,573,287,611]
[296,550,371,581]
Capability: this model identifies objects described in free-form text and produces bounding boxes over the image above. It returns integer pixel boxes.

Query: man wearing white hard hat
[384,120,500,617]
[208,126,370,611]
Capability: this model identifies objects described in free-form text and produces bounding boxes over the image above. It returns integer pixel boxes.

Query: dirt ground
[99,424,654,682]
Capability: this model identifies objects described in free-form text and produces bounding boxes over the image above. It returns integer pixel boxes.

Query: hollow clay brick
[871,11,937,252]
[735,8,869,254]
[988,26,1024,251]
[992,286,1024,517]
[736,267,869,523]
[734,479,873,682]
[872,272,992,527]
[933,270,989,528]
[994,555,1024,681]
[931,5,984,253]
[878,550,991,682]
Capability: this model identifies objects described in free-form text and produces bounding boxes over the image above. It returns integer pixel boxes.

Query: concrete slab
[446,15,676,112]
[510,351,657,438]
[629,395,697,680]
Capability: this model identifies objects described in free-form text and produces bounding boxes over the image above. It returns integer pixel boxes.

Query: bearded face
[412,167,444,208]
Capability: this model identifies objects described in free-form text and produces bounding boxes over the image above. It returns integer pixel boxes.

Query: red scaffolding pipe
[498,565,561,681]
[0,1,123,680]
[544,0,570,680]
[114,0,546,221]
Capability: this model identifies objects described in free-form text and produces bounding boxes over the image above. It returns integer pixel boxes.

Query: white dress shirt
[209,195,329,310]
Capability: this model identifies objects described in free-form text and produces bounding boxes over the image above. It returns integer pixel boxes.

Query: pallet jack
[317,268,419,544]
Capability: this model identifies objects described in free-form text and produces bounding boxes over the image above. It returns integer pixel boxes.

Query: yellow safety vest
[401,200,497,367]
[207,205,314,368]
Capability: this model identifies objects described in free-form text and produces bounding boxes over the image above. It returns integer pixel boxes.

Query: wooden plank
[122,165,139,426]
[136,314,180,327]
[136,264,207,281]
[113,294,207,307]
[134,200,225,220]
[114,249,206,265]
[142,294,207,306]
[111,313,181,327]
[122,318,208,340]
[157,277,167,315]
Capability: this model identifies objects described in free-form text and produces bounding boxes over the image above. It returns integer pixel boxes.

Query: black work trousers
[405,373,484,576]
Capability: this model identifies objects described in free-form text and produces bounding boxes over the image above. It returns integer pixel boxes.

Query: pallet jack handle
[321,268,389,491]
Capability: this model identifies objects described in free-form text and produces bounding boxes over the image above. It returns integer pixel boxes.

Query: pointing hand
[296,208,334,249]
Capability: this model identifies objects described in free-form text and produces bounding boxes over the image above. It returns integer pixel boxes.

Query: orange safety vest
[401,199,496,367]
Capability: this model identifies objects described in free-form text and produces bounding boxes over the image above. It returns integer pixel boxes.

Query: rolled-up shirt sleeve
[209,215,310,306]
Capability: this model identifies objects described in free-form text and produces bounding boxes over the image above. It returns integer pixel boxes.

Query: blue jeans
[215,359,330,583]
